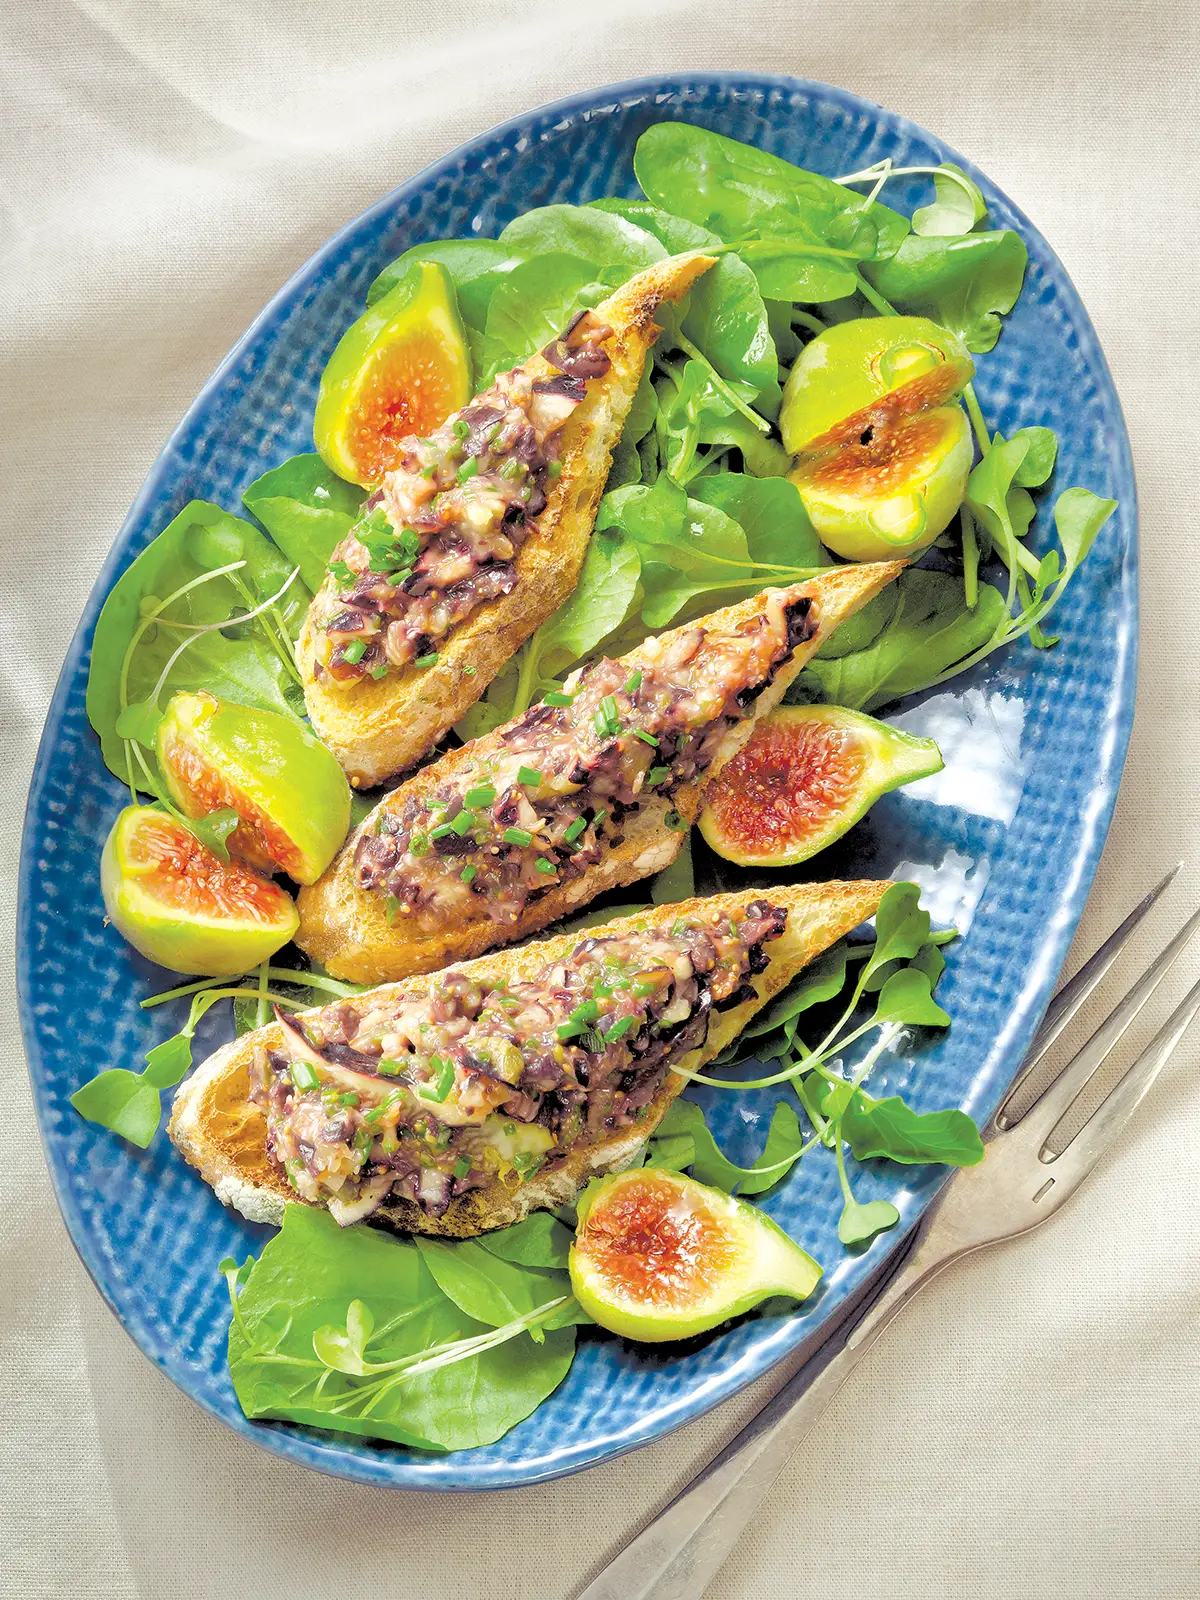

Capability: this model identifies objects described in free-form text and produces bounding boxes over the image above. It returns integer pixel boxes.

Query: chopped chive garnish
[605,1015,638,1042]
[456,457,479,484]
[594,808,609,828]
[600,695,618,726]
[546,460,562,480]
[409,832,429,856]
[463,664,477,676]
[398,528,420,557]
[460,864,478,885]
[420,1057,456,1102]
[500,457,524,481]
[544,690,574,707]
[452,418,470,440]
[464,783,497,808]
[646,765,671,786]
[341,639,367,665]
[517,766,543,787]
[580,1028,606,1053]
[421,462,436,479]
[503,826,534,846]
[535,858,556,875]
[363,1104,387,1124]
[453,1157,472,1179]
[632,729,659,747]
[369,662,389,679]
[329,559,354,584]
[384,894,402,925]
[593,710,609,738]
[430,822,454,840]
[568,1000,601,1024]
[289,1060,319,1092]
[624,670,643,694]
[563,816,588,844]
[555,1020,585,1042]
[376,1058,404,1077]
[450,809,476,836]
[665,809,687,830]
[414,652,439,668]
[336,1091,360,1107]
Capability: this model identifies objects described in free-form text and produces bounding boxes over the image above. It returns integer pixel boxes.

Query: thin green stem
[853,271,899,318]
[962,383,992,455]
[961,510,980,609]
[141,966,362,1010]
[675,332,770,433]
[791,311,827,337]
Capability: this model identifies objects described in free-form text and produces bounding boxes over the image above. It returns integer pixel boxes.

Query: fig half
[570,1167,821,1343]
[157,692,351,885]
[699,705,943,868]
[780,314,974,456]
[102,806,298,977]
[314,259,472,486]
[788,402,972,562]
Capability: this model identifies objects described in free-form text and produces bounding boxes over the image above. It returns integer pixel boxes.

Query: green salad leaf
[814,1079,985,1166]
[366,237,525,326]
[242,453,366,592]
[864,229,1028,353]
[478,253,614,385]
[911,163,987,238]
[224,1206,577,1452]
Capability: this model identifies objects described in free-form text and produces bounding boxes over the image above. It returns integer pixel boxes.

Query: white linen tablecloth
[3,3,1198,1595]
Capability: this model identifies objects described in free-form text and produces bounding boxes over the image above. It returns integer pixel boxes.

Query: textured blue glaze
[18,74,1136,1491]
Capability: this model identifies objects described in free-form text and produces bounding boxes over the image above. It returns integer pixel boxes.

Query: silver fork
[577,865,1200,1600]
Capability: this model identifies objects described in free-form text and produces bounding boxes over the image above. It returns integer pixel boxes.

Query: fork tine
[1041,967,1200,1183]
[996,863,1184,1129]
[997,899,1200,1145]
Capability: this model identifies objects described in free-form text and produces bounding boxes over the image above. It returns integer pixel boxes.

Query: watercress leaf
[366,238,525,326]
[838,1194,901,1247]
[86,501,309,788]
[911,940,946,990]
[765,299,803,365]
[839,1087,984,1166]
[656,1098,806,1196]
[479,254,610,386]
[312,1298,374,1375]
[643,1132,697,1171]
[526,528,642,683]
[870,966,951,1029]
[633,123,908,266]
[228,1205,575,1452]
[740,945,849,1042]
[185,806,240,865]
[1007,485,1037,542]
[500,204,665,274]
[70,1069,162,1148]
[738,1102,808,1196]
[141,1033,193,1089]
[1053,486,1117,578]
[798,567,1008,712]
[967,435,1031,556]
[479,1213,574,1270]
[867,882,931,974]
[243,453,367,592]
[699,411,792,479]
[651,832,694,904]
[864,229,1028,353]
[1009,426,1058,488]
[233,994,263,1036]
[911,163,987,238]
[687,472,825,570]
[114,698,164,748]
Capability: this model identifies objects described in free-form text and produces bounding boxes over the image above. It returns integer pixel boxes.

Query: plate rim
[18,69,1139,1491]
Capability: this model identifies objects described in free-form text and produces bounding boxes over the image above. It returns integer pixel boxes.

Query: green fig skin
[570,1168,822,1343]
[781,314,974,456]
[101,805,299,978]
[157,692,351,885]
[699,704,944,869]
[789,403,973,562]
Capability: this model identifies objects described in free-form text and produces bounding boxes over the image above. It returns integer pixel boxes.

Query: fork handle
[575,1230,954,1600]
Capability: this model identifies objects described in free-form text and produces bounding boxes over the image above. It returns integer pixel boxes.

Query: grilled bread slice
[298,251,715,787]
[169,880,888,1238]
[295,560,903,984]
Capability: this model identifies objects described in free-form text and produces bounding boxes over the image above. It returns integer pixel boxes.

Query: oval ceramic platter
[19,74,1136,1490]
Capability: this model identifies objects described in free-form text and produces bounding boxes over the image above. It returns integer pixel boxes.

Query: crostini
[169,881,888,1238]
[299,251,716,786]
[295,561,904,984]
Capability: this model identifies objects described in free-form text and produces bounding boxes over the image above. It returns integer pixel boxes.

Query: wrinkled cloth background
[3,3,1199,1596]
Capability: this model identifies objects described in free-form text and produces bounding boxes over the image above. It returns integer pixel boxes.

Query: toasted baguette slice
[295,560,903,984]
[298,251,715,787]
[170,880,888,1237]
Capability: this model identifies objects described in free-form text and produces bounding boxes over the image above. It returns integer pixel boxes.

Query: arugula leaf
[655,1099,807,1196]
[911,163,987,238]
[86,500,309,789]
[478,1212,573,1270]
[865,229,1028,352]
[737,944,850,1044]
[866,883,933,977]
[366,237,524,326]
[868,967,952,1029]
[185,807,240,865]
[242,453,366,592]
[815,1079,984,1166]
[837,1195,901,1247]
[226,1206,576,1451]
[478,254,612,386]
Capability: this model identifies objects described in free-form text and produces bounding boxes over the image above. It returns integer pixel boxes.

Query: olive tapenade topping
[253,901,786,1223]
[310,312,614,685]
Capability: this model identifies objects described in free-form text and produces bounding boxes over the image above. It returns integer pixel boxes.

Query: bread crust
[298,251,716,787]
[294,560,904,984]
[169,880,888,1237]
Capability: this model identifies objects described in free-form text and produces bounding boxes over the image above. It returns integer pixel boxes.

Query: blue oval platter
[18,73,1136,1490]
